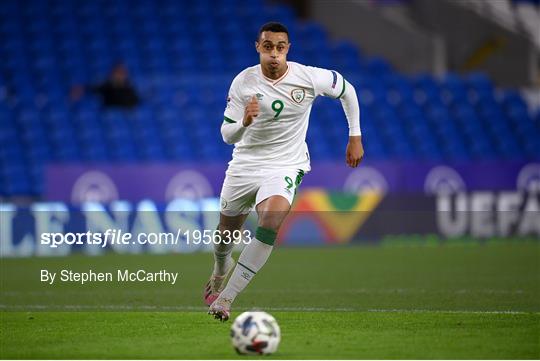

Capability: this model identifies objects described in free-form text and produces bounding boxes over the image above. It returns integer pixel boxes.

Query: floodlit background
[0,0,538,203]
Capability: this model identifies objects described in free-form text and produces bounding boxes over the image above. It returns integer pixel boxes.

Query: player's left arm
[309,67,364,168]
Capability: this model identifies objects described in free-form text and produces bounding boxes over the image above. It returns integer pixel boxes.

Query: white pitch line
[366,309,534,315]
[0,288,529,296]
[0,304,205,311]
[0,304,537,314]
[0,304,355,312]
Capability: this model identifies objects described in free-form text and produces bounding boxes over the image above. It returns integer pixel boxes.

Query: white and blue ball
[230,311,281,355]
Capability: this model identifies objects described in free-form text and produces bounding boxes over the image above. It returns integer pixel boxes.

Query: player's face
[256,31,290,77]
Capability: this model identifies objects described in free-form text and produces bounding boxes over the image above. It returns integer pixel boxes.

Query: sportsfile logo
[40,228,253,248]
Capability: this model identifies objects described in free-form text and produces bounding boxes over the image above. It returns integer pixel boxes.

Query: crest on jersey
[291,88,305,103]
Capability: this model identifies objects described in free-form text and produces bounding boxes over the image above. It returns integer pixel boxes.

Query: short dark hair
[257,22,289,41]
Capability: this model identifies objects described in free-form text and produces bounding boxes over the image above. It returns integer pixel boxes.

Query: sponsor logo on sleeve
[331,70,337,89]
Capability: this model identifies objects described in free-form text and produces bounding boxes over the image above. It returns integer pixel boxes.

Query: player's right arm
[221,76,259,144]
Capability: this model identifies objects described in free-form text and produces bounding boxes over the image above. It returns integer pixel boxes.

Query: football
[230,311,281,355]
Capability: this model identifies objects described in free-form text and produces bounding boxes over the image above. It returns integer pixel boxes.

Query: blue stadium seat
[1,0,539,197]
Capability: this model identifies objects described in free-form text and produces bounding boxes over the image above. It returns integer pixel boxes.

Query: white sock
[220,237,273,302]
[213,239,234,276]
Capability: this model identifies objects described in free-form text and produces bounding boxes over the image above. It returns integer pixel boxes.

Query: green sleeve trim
[256,226,277,246]
[337,78,346,99]
[223,116,237,124]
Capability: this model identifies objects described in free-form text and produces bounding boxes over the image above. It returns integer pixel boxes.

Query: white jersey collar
[259,62,290,85]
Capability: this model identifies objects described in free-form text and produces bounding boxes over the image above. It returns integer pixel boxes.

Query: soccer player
[205,22,364,321]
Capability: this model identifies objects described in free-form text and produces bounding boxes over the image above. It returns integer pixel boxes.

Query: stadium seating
[0,0,539,196]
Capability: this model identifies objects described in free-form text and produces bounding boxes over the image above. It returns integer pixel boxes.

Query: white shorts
[219,168,306,216]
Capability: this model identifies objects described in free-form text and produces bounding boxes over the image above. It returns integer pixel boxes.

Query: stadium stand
[0,0,539,197]
[460,0,540,48]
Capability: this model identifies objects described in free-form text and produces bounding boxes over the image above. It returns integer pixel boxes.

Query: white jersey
[223,61,347,175]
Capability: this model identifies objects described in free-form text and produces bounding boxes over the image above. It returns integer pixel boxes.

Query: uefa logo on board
[165,170,214,201]
[71,171,119,204]
[343,166,389,194]
[424,166,466,195]
[516,163,540,193]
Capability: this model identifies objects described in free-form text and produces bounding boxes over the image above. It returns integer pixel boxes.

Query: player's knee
[258,210,287,232]
[218,223,240,234]
[220,222,249,239]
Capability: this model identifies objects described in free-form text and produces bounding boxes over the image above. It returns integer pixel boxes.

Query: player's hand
[243,95,259,127]
[346,136,364,168]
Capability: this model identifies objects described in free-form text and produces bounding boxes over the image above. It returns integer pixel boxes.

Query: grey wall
[310,0,445,75]
[410,0,538,87]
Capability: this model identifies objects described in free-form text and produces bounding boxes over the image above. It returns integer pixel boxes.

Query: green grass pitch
[1,242,539,359]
